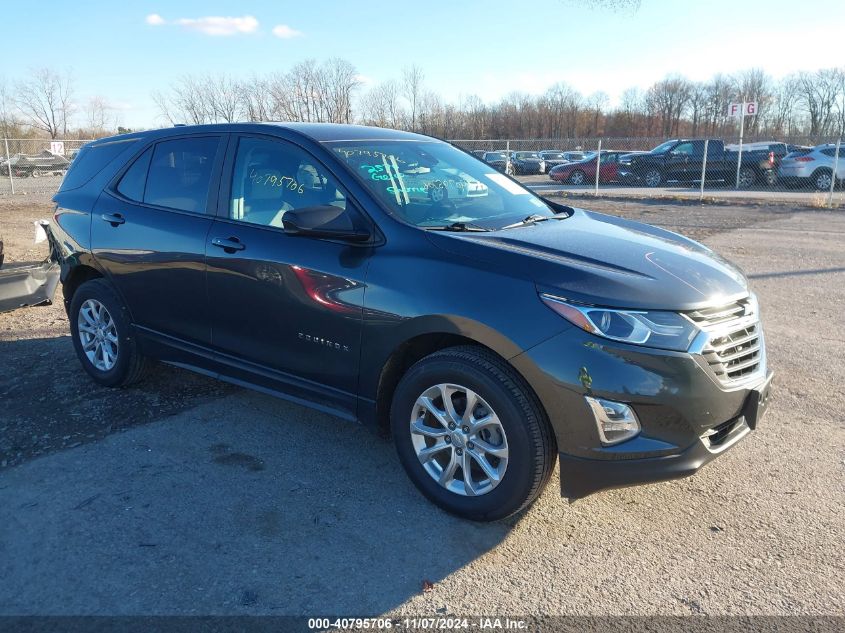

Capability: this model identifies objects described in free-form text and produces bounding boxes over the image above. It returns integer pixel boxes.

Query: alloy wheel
[570,170,585,185]
[816,172,832,190]
[410,383,509,497]
[645,169,661,187]
[77,299,119,371]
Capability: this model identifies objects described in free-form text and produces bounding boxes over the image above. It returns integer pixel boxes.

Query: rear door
[204,134,373,417]
[92,134,226,345]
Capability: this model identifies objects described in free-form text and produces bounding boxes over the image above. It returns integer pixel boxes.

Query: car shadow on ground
[0,337,513,615]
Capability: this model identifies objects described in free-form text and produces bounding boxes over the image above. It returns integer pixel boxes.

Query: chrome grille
[686,297,763,384]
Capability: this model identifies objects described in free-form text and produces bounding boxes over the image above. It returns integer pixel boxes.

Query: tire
[738,167,756,189]
[69,278,148,387]
[644,168,662,187]
[568,170,586,185]
[813,169,833,191]
[763,170,777,187]
[390,345,555,522]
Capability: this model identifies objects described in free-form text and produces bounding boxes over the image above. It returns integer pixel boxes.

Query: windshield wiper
[501,214,553,229]
[424,221,491,232]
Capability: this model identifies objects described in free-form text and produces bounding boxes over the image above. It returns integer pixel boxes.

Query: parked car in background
[483,151,514,175]
[778,143,844,190]
[549,150,639,185]
[509,151,546,175]
[51,122,772,521]
[618,139,781,188]
[471,150,487,159]
[539,151,571,171]
[725,141,795,186]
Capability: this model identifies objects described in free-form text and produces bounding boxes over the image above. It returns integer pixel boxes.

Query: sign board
[728,101,758,117]
[49,141,65,156]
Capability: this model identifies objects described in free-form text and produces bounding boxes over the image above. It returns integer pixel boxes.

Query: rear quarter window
[58,138,141,192]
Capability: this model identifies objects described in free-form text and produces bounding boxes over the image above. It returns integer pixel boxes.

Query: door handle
[101,213,125,226]
[211,237,246,252]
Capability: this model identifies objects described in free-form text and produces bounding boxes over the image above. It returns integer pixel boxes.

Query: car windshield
[542,152,565,159]
[329,140,556,230]
[515,152,541,159]
[485,152,506,160]
[651,140,677,153]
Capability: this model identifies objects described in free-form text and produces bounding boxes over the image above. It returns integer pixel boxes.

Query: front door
[205,135,373,417]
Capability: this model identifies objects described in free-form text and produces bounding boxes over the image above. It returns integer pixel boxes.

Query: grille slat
[686,297,763,385]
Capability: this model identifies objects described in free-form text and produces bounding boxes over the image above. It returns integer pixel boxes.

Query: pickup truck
[617,139,788,188]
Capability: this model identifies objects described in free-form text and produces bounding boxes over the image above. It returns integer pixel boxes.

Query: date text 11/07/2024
[307,617,529,630]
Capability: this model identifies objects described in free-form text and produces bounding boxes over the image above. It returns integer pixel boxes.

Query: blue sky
[4,0,843,128]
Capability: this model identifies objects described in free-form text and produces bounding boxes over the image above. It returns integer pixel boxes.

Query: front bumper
[510,326,773,499]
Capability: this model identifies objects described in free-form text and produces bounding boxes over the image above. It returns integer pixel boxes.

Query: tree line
[2,61,845,142]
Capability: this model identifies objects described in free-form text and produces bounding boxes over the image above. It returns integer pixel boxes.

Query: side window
[229,137,347,228]
[116,147,152,202]
[673,143,694,155]
[144,137,220,213]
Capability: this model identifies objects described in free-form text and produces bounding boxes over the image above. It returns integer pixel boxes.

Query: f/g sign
[728,101,758,117]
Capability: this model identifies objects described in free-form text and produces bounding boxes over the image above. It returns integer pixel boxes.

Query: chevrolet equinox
[51,123,773,521]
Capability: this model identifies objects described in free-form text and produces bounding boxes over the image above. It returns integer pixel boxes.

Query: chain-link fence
[1,138,92,196]
[451,134,845,209]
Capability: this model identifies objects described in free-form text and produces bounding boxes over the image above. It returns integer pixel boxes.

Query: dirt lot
[1,193,843,617]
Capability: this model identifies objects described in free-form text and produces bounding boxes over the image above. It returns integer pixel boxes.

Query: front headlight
[540,294,699,351]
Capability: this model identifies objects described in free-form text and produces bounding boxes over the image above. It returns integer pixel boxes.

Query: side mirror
[282,205,371,243]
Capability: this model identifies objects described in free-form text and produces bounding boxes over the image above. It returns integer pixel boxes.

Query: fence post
[506,140,511,176]
[734,105,745,189]
[3,137,14,194]
[827,136,841,208]
[699,139,709,202]
[594,139,602,196]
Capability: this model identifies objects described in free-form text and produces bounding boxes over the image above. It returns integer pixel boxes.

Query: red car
[549,151,634,185]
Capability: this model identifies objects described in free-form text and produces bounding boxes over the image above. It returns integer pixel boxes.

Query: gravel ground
[0,194,843,616]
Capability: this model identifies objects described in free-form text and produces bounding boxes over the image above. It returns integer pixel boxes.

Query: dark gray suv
[50,123,773,521]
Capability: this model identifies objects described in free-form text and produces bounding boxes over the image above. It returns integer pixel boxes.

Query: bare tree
[646,75,692,137]
[360,80,404,128]
[85,96,115,133]
[402,65,425,131]
[797,68,840,134]
[14,68,75,138]
[240,76,274,122]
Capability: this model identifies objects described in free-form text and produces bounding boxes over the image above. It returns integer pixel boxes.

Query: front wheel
[813,169,833,191]
[69,278,148,387]
[391,346,555,521]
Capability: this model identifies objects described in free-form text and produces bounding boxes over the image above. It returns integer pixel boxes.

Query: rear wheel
[738,167,756,189]
[69,278,148,387]
[813,169,833,191]
[644,168,662,187]
[391,346,555,522]
[568,170,586,185]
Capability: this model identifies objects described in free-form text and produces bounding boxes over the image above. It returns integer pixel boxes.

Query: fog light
[585,396,641,446]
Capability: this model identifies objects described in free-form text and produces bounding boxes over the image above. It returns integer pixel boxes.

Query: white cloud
[146,14,260,36]
[271,24,303,39]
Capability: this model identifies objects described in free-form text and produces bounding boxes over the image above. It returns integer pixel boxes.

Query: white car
[379,166,489,203]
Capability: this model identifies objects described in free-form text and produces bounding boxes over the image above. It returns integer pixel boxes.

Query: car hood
[426,208,748,310]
